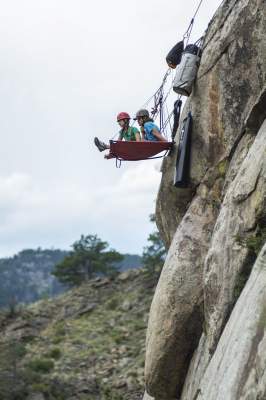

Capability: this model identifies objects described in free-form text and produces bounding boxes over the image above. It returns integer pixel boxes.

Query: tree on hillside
[53,234,123,286]
[142,214,166,275]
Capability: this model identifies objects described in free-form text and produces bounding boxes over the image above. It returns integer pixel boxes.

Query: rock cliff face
[144,0,266,399]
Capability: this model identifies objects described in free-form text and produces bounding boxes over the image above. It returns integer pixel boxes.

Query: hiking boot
[94,137,108,152]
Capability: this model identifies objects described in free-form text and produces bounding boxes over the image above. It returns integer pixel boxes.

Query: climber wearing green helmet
[133,109,167,142]
[94,112,141,154]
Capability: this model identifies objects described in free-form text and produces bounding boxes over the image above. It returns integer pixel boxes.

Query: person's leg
[94,137,109,152]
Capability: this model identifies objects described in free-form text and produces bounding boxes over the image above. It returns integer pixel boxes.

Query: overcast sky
[0,0,222,257]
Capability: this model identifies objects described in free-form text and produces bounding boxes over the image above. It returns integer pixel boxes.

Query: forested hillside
[0,249,142,308]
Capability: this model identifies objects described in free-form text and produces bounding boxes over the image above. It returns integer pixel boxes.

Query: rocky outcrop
[144,0,266,398]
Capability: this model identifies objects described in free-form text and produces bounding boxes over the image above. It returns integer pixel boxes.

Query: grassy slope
[0,268,158,400]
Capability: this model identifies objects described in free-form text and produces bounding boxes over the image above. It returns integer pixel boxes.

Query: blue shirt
[144,121,160,141]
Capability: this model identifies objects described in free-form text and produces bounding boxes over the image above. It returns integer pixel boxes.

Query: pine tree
[53,235,123,286]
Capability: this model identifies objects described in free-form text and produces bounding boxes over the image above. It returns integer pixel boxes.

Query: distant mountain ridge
[0,248,142,308]
[0,249,68,308]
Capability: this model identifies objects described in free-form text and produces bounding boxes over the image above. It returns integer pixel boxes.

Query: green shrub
[22,335,36,344]
[52,335,64,344]
[109,330,124,345]
[27,358,54,374]
[22,368,42,385]
[234,224,266,301]
[101,385,124,400]
[106,297,119,309]
[30,382,69,400]
[31,383,50,393]
[46,347,61,360]
[244,228,266,255]
[236,226,266,256]
[54,321,66,337]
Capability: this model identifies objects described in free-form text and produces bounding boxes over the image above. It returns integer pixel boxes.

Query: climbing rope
[181,0,205,55]
[136,0,205,140]
[109,0,226,151]
[109,0,206,144]
[183,0,204,46]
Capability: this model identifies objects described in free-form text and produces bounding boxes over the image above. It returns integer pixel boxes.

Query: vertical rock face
[204,119,266,352]
[146,195,218,399]
[197,243,266,400]
[156,0,266,248]
[144,0,266,399]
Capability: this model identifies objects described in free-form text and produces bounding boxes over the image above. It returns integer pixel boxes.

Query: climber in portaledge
[94,112,141,157]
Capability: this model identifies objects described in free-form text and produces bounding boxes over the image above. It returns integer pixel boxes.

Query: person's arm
[140,127,146,141]
[135,132,141,141]
[131,127,141,142]
[152,128,167,142]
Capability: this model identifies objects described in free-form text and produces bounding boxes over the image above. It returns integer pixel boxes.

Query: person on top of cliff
[134,109,167,142]
[94,112,141,155]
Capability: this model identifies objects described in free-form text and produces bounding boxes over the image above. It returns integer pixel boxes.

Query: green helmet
[134,109,150,120]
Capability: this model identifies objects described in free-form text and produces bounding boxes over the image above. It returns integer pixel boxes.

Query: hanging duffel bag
[166,40,184,69]
[173,44,201,96]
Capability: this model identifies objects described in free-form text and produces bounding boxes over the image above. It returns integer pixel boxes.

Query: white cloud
[0,161,161,256]
[0,0,223,256]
